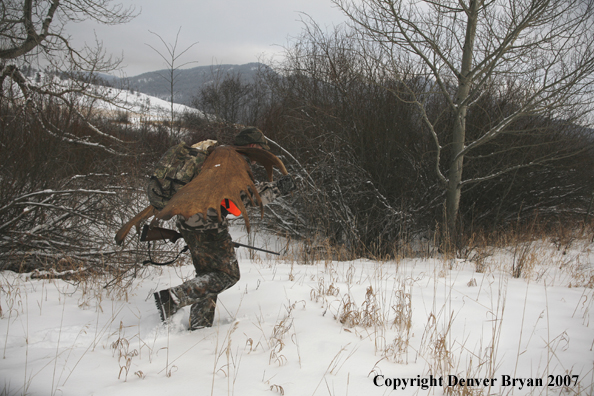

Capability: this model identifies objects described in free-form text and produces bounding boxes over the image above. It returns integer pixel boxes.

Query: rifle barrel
[140,225,281,255]
[233,241,280,255]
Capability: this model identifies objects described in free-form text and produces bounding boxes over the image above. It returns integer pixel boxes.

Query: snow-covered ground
[26,72,203,125]
[91,85,202,125]
[1,230,593,396]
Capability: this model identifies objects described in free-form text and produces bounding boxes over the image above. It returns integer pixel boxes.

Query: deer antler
[233,146,288,181]
[153,146,288,232]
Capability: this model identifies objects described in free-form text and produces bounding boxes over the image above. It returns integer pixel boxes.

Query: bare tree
[332,0,594,239]
[146,27,199,136]
[260,24,442,253]
[0,1,147,273]
[1,0,138,153]
[193,66,253,124]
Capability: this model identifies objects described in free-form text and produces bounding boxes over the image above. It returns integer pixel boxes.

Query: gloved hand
[276,175,296,195]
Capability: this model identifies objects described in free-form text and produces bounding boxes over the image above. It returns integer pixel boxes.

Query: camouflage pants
[169,226,240,329]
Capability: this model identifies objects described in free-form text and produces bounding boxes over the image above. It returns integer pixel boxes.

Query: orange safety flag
[221,198,241,216]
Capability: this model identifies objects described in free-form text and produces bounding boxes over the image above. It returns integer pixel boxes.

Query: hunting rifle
[140,225,281,256]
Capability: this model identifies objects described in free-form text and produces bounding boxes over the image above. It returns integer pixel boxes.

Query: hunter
[151,127,296,330]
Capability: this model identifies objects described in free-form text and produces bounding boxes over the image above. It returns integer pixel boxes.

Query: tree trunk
[444,0,480,241]
[445,117,465,238]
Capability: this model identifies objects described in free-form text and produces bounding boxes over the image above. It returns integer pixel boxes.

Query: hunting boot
[188,295,217,330]
[154,289,179,322]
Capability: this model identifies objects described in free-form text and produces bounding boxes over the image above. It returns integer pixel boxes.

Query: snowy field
[27,72,203,125]
[92,85,202,125]
[1,229,593,396]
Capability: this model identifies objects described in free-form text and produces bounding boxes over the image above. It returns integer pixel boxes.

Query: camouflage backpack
[147,141,210,210]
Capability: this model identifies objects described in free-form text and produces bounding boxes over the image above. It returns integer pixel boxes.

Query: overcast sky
[68,0,348,77]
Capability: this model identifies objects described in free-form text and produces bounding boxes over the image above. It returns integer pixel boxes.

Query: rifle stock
[141,225,183,243]
[140,225,281,256]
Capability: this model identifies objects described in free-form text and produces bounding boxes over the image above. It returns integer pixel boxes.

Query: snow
[1,231,593,396]
[24,71,203,125]
[94,88,202,125]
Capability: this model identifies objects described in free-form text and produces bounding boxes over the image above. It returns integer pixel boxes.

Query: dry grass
[294,223,594,395]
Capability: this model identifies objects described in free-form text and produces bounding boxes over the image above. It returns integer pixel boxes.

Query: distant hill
[109,62,269,106]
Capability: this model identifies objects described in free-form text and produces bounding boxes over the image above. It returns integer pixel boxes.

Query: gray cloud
[67,0,346,76]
